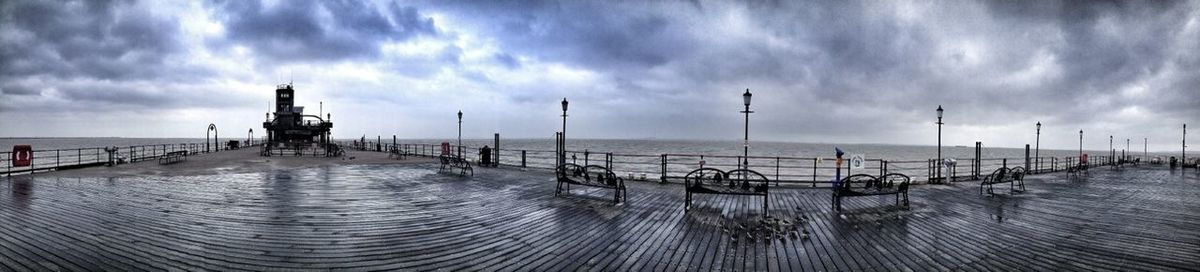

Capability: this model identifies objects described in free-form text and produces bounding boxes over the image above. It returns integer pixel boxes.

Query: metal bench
[683,168,769,213]
[832,173,910,211]
[981,166,1026,195]
[158,151,188,165]
[388,146,407,160]
[438,155,473,176]
[555,163,627,203]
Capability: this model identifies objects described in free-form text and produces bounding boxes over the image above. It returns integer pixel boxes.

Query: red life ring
[11,145,32,167]
[441,142,451,155]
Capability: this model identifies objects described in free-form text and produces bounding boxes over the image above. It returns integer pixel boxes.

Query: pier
[2,148,1198,270]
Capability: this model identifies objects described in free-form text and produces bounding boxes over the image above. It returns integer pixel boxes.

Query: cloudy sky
[1,0,1197,151]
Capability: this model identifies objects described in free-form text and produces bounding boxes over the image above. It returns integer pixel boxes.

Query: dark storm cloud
[427,0,1198,144]
[438,1,696,71]
[207,0,436,62]
[0,0,183,81]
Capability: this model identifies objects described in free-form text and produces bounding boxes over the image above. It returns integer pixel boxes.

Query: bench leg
[555,181,562,196]
[762,194,768,216]
[684,192,691,212]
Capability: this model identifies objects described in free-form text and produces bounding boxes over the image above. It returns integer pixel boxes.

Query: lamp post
[1079,130,1083,160]
[936,105,944,183]
[741,89,753,170]
[1035,122,1041,172]
[1184,124,1187,167]
[1144,137,1148,162]
[1125,138,1129,163]
[1110,135,1113,165]
[457,111,463,158]
[561,98,569,166]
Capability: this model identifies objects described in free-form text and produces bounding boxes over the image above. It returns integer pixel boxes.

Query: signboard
[849,154,865,170]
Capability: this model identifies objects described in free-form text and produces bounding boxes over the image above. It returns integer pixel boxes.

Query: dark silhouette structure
[263,84,332,147]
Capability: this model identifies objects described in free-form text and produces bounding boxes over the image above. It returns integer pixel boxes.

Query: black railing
[2,143,252,176]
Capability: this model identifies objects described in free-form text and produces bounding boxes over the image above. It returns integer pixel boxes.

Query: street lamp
[1110,135,1113,165]
[1035,122,1041,173]
[457,111,463,158]
[1079,130,1083,161]
[1184,124,1187,167]
[741,89,753,169]
[1125,138,1129,163]
[561,98,569,166]
[936,105,944,183]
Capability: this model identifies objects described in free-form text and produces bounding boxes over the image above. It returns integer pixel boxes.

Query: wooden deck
[1,164,1198,271]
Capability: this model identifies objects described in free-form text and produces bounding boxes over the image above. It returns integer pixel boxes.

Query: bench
[832,173,910,212]
[981,166,1026,195]
[438,155,473,176]
[1067,162,1089,177]
[388,146,407,160]
[326,144,344,157]
[158,151,188,165]
[683,168,769,213]
[555,163,627,203]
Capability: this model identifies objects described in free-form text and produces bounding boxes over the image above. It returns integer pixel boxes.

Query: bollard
[521,150,527,168]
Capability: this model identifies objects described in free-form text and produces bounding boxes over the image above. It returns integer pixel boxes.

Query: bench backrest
[1008,167,1025,181]
[684,168,728,188]
[724,169,769,186]
[583,165,621,186]
[987,167,1008,182]
[879,173,910,190]
[556,163,586,181]
[838,174,878,191]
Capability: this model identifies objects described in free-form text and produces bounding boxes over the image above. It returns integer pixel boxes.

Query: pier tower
[263,84,332,147]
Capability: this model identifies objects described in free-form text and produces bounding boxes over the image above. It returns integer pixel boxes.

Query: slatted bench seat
[438,155,473,176]
[832,173,910,211]
[555,163,627,203]
[684,168,769,213]
[981,166,1026,195]
[158,151,188,165]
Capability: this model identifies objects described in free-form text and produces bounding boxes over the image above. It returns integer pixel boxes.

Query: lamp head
[458,111,462,120]
[1036,122,1041,130]
[936,105,943,119]
[561,98,569,112]
[743,89,752,106]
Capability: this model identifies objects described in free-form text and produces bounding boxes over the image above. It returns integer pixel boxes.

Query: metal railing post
[660,154,668,183]
[775,157,780,185]
[812,158,818,187]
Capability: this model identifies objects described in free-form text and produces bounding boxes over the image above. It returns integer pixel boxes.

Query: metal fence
[3,143,237,176]
[350,140,1130,188]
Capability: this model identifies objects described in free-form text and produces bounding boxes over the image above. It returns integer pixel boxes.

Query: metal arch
[206,124,218,153]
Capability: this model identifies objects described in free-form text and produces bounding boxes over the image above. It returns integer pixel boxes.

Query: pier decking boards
[1,164,1198,271]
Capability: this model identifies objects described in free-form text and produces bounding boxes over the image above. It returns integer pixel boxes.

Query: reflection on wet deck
[1,164,1199,270]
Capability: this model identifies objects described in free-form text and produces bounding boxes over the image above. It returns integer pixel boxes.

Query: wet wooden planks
[1,164,1199,271]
